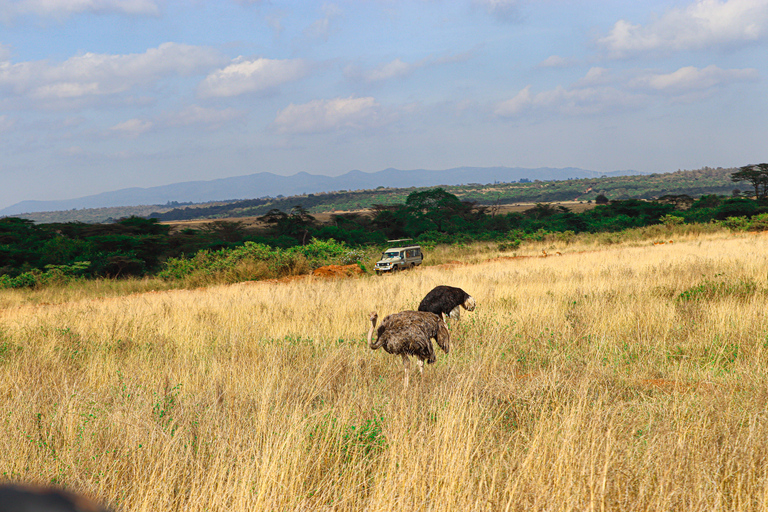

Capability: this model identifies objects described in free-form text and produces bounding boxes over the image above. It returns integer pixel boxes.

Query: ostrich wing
[377,311,438,363]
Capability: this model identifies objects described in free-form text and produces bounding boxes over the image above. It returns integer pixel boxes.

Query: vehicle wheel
[391,265,399,273]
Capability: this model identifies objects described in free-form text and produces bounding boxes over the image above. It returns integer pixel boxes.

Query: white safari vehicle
[374,242,424,274]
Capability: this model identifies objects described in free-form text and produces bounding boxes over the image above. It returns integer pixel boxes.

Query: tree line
[2,167,768,286]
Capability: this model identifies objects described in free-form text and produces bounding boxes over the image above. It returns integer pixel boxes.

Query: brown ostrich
[0,484,110,512]
[367,310,450,387]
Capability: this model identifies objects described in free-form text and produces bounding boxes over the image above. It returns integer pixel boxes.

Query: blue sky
[1,0,766,210]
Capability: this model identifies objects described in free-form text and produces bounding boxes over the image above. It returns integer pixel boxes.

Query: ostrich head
[448,294,476,320]
[436,318,450,354]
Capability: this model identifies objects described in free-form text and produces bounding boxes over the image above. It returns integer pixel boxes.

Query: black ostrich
[0,484,110,512]
[367,310,450,387]
[417,285,476,322]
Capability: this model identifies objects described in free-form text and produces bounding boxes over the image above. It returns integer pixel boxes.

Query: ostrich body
[367,310,450,387]
[418,285,476,322]
[0,484,110,512]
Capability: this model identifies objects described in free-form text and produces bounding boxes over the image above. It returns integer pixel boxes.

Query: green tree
[258,205,316,243]
[405,188,474,232]
[731,163,768,199]
[201,221,247,243]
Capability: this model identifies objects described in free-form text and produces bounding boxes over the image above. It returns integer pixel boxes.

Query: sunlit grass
[1,229,768,510]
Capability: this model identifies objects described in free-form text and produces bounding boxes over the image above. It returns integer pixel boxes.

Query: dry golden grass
[2,231,768,510]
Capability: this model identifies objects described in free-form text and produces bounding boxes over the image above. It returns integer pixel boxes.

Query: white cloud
[496,63,759,118]
[303,3,342,41]
[630,64,759,91]
[496,84,644,117]
[346,57,428,83]
[0,0,160,19]
[574,67,613,87]
[598,0,768,57]
[164,105,244,128]
[108,105,244,137]
[538,55,571,68]
[273,96,383,134]
[0,43,225,104]
[366,58,415,82]
[494,85,533,116]
[0,43,11,62]
[198,57,311,98]
[346,50,474,84]
[495,68,642,117]
[110,118,153,137]
[266,11,285,39]
[473,0,520,22]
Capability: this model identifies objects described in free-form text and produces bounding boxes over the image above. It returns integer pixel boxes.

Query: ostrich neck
[367,318,377,349]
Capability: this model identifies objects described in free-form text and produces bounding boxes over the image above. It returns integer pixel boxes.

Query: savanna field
[2,230,768,510]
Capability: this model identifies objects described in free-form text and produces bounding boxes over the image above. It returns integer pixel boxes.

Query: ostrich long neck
[367,315,378,349]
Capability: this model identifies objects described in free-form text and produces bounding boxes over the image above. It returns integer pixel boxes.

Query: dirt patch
[637,378,717,393]
[434,260,469,269]
[312,264,364,278]
[489,255,535,262]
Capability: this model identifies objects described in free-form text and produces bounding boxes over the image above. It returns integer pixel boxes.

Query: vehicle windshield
[382,251,401,259]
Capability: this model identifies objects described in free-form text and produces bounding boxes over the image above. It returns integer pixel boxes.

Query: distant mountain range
[1,166,644,216]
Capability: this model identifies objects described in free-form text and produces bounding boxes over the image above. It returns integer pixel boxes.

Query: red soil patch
[434,260,469,269]
[490,255,535,262]
[311,264,364,278]
[637,378,716,393]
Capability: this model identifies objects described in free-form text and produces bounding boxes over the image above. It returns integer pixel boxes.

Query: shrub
[157,239,360,284]
[498,239,521,252]
[0,261,90,289]
[288,238,349,264]
[554,230,577,244]
[720,216,751,231]
[660,214,685,227]
[677,277,758,303]
[747,213,768,232]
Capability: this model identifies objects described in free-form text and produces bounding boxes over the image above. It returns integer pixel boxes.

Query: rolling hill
[1,166,635,216]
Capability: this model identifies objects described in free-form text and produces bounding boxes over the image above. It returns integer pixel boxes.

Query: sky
[1,0,767,210]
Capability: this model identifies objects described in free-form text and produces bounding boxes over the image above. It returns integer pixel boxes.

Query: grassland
[2,228,768,510]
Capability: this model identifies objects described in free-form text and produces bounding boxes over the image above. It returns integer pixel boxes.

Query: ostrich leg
[416,358,424,374]
[401,354,410,388]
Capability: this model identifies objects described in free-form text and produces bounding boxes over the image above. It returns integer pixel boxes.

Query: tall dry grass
[2,231,768,510]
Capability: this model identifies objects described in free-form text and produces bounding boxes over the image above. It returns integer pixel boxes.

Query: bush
[0,261,90,289]
[554,230,577,244]
[677,277,757,302]
[498,239,521,252]
[747,213,768,232]
[660,214,685,227]
[721,216,751,231]
[288,238,348,264]
[157,238,359,284]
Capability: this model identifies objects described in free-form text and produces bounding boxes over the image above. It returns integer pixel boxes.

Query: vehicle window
[383,251,399,258]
